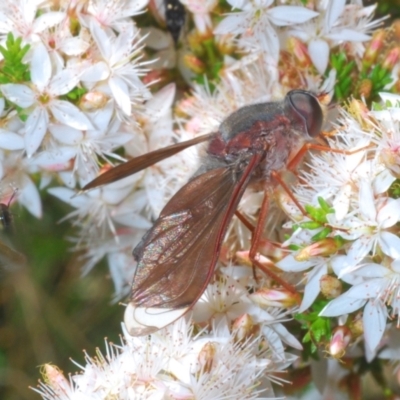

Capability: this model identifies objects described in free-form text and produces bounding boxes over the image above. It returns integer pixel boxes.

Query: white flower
[193,266,302,358]
[79,0,148,33]
[31,103,134,185]
[215,0,318,59]
[0,0,65,43]
[372,92,400,178]
[35,318,275,399]
[320,258,400,353]
[125,83,196,218]
[180,0,218,33]
[330,192,400,265]
[39,19,90,70]
[1,43,93,157]
[48,177,142,238]
[289,1,375,74]
[81,20,151,116]
[0,151,42,218]
[295,130,371,221]
[277,253,329,312]
[81,231,141,300]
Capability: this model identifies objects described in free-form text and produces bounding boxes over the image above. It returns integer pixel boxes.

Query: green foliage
[0,33,30,84]
[295,300,331,357]
[291,197,335,242]
[192,38,224,88]
[1,190,121,399]
[61,86,88,104]
[359,63,393,99]
[389,179,400,199]
[329,52,356,101]
[305,197,334,224]
[329,49,394,103]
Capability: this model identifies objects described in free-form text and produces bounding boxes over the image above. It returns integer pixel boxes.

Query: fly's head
[284,90,323,140]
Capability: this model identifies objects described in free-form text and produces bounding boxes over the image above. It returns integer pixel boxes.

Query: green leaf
[0,32,30,84]
[299,221,321,230]
[311,227,331,241]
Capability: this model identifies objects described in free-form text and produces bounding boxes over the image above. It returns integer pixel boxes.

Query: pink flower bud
[232,314,257,342]
[183,54,206,74]
[198,342,216,373]
[287,37,312,68]
[250,288,298,308]
[80,91,108,111]
[328,326,352,359]
[363,30,386,69]
[41,364,70,393]
[295,238,338,261]
[382,47,400,71]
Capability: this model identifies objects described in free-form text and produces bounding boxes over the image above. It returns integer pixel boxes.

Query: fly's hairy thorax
[205,114,308,185]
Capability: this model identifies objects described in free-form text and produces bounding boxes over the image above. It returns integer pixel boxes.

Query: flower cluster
[0,0,398,398]
[275,95,400,360]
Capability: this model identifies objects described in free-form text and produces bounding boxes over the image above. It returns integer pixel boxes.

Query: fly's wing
[124,154,262,336]
[82,133,213,190]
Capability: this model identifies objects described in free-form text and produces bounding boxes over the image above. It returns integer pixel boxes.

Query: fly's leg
[287,142,372,172]
[235,192,300,299]
[234,142,371,301]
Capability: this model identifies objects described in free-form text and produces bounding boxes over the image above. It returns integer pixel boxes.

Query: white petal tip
[124,302,189,336]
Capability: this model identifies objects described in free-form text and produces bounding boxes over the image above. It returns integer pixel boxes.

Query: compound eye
[287,90,323,137]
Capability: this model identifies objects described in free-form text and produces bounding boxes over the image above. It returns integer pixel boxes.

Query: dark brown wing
[82,133,213,190]
[131,153,263,309]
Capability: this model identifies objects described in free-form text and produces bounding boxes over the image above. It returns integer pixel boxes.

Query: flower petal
[49,100,94,130]
[319,295,366,316]
[48,68,82,96]
[25,107,49,157]
[363,300,387,352]
[299,262,327,312]
[124,302,189,336]
[146,83,175,115]
[80,61,110,82]
[49,124,83,145]
[373,169,395,195]
[327,29,370,42]
[109,76,131,115]
[267,6,318,27]
[308,39,329,74]
[33,147,76,167]
[325,0,345,30]
[377,198,400,228]
[214,13,247,35]
[90,19,111,60]
[48,187,86,208]
[270,322,303,350]
[346,237,373,265]
[0,130,24,150]
[32,11,65,33]
[31,43,51,91]
[345,278,385,299]
[59,37,90,56]
[1,84,35,108]
[358,178,376,221]
[19,174,42,218]
[378,231,400,259]
[276,254,315,272]
[332,183,351,220]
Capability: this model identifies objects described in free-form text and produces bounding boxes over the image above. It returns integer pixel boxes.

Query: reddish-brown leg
[287,142,371,172]
[234,141,370,299]
[234,210,255,233]
[244,188,299,297]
